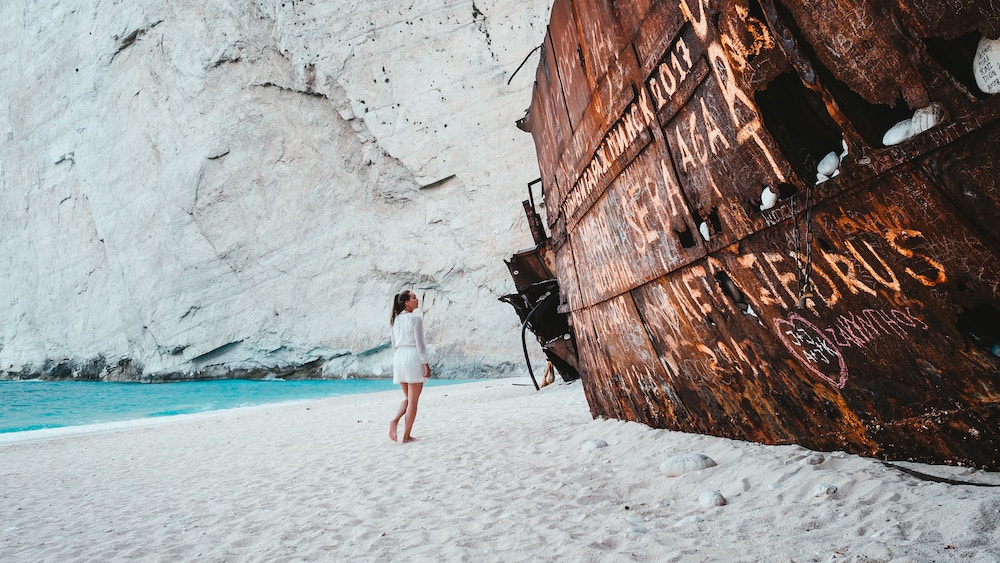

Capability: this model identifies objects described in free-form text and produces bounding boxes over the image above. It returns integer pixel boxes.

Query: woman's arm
[413,315,428,364]
[413,316,431,378]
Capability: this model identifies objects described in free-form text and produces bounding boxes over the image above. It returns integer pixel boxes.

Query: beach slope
[2,379,998,561]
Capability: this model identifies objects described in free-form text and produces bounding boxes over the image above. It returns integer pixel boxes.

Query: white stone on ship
[759,186,777,211]
[882,103,944,146]
[816,151,839,178]
[974,35,1000,94]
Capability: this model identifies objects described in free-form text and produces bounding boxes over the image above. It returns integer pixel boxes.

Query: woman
[389,290,431,443]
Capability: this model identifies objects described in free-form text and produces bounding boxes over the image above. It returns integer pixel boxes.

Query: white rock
[660,453,718,477]
[759,186,777,210]
[974,35,1000,94]
[699,222,711,241]
[884,103,945,146]
[816,172,829,184]
[816,151,839,176]
[882,118,913,146]
[581,439,609,451]
[812,483,838,497]
[0,0,556,379]
[675,515,702,527]
[909,103,944,136]
[698,490,727,508]
[839,137,849,161]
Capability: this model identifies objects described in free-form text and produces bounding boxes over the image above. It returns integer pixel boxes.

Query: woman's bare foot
[401,436,417,443]
[389,421,398,442]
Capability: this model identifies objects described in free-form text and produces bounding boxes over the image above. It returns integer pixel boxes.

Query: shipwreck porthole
[957,304,1000,357]
[776,182,798,199]
[676,227,696,249]
[754,72,843,183]
[707,207,723,235]
[714,271,755,315]
[812,66,912,148]
[757,0,912,149]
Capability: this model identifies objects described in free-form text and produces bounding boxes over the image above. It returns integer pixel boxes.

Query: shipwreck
[506,0,1000,469]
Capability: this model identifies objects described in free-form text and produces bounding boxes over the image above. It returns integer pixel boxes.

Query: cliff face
[0,0,553,380]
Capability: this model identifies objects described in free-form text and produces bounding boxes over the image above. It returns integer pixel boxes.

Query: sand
[2,378,999,562]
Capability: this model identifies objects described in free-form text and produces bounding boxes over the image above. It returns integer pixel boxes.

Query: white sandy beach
[2,378,999,562]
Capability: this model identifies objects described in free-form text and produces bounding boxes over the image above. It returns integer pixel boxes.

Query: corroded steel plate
[523,0,1000,468]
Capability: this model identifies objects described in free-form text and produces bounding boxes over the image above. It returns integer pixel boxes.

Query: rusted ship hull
[519,0,1000,468]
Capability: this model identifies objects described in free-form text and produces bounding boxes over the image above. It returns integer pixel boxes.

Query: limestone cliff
[0,0,553,380]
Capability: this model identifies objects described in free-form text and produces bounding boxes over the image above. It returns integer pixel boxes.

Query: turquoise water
[0,378,469,434]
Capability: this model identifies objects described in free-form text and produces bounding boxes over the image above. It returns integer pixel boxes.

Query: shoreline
[2,377,998,561]
[0,397,334,446]
[0,377,483,442]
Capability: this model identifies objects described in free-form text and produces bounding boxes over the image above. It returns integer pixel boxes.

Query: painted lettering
[884,229,948,286]
[845,238,902,293]
[566,88,656,222]
[819,250,878,296]
[700,97,731,153]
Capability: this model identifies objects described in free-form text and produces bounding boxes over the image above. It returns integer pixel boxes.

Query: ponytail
[390,291,410,326]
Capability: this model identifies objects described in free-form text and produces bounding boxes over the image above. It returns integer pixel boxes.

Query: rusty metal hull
[521,0,1000,468]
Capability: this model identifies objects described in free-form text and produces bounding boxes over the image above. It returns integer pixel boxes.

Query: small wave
[149,408,198,417]
[1,423,58,433]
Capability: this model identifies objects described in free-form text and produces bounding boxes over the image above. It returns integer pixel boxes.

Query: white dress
[392,311,429,383]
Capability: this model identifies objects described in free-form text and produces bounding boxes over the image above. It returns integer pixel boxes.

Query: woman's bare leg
[390,383,409,442]
[401,382,424,443]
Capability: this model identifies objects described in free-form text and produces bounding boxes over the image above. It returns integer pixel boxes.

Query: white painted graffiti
[565,87,656,222]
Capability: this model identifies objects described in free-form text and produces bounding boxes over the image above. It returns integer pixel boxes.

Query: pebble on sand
[699,490,727,508]
[660,452,718,477]
[581,439,609,451]
[813,483,838,497]
[675,515,702,527]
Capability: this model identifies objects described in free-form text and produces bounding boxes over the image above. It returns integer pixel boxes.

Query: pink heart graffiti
[774,313,849,389]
